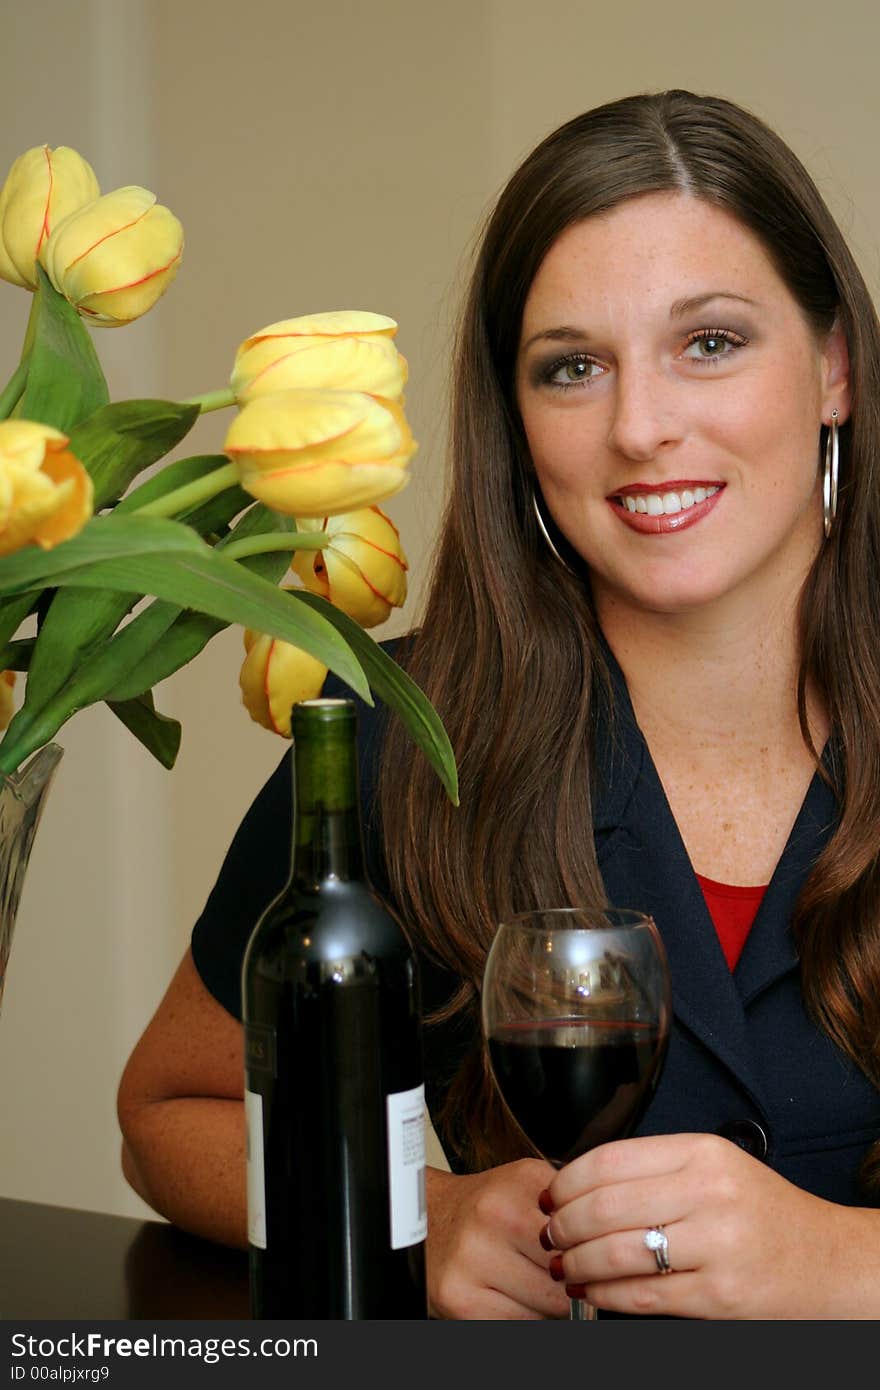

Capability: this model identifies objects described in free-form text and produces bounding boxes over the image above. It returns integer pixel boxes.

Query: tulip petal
[0,420,92,556]
[239,311,398,346]
[239,629,327,736]
[241,459,410,518]
[232,335,407,402]
[226,389,374,455]
[40,186,183,326]
[0,145,99,289]
[33,446,95,548]
[75,252,183,325]
[290,506,408,627]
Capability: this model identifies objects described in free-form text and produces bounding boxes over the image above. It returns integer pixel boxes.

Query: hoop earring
[531,488,575,574]
[823,408,840,540]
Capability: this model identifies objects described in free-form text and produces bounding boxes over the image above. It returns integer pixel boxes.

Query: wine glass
[482,907,671,1321]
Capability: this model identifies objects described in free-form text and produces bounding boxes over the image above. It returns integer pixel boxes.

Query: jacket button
[717,1119,768,1159]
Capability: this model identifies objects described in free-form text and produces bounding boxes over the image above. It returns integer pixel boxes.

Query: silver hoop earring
[823,408,840,540]
[531,488,575,574]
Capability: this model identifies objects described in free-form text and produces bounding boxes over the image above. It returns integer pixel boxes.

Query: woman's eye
[681,329,747,362]
[543,354,604,387]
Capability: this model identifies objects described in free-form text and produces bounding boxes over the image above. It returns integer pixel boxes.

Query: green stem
[0,356,29,420]
[181,386,237,414]
[132,461,240,518]
[222,531,328,562]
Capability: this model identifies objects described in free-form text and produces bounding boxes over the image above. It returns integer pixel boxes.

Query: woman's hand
[426,1160,571,1319]
[543,1133,880,1319]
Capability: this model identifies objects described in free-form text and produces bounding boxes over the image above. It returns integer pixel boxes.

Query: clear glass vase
[0,743,63,1013]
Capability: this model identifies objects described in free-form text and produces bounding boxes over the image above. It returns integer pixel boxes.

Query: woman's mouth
[608,482,724,534]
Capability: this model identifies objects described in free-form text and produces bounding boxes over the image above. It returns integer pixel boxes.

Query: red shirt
[695,873,768,970]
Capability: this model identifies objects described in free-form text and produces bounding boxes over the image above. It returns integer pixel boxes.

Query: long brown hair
[379,90,880,1182]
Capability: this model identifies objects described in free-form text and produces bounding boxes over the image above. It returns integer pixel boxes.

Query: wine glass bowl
[482,907,671,1319]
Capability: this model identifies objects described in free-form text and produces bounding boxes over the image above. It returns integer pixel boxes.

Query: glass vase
[0,743,63,1013]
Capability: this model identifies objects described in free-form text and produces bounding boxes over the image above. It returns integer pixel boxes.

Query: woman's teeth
[621,485,719,516]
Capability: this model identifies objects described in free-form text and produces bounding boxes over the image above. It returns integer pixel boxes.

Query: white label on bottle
[245,1088,267,1249]
[386,1083,428,1250]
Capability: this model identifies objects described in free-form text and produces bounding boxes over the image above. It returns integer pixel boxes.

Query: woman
[118,90,880,1318]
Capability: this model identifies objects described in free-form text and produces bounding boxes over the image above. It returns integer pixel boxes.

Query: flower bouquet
[0,142,457,1004]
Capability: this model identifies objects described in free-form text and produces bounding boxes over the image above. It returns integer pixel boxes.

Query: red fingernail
[565,1283,587,1300]
[539,1223,555,1252]
[549,1254,565,1281]
[538,1188,554,1215]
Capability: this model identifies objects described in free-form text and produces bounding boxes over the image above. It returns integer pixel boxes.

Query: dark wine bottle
[242,698,427,1319]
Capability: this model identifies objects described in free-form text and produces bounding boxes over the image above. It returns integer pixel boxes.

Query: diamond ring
[643,1225,671,1274]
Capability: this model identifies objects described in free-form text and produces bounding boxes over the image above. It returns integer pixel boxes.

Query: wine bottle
[242,698,428,1319]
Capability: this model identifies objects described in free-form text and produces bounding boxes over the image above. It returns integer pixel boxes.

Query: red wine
[242,700,427,1319]
[488,1018,664,1165]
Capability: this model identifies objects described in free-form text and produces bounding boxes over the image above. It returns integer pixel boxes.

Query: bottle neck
[291,721,365,887]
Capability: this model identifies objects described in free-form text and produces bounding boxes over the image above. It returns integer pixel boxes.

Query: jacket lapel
[733,760,838,1003]
[592,648,771,1111]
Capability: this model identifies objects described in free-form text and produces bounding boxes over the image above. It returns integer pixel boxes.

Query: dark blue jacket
[192,643,880,1207]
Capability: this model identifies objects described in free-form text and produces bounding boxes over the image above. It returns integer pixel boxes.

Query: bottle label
[386,1083,428,1250]
[245,1088,267,1249]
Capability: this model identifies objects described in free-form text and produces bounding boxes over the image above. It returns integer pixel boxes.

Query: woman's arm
[117,948,248,1249]
[117,947,569,1317]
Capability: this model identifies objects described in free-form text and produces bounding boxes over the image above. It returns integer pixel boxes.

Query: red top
[695,873,768,971]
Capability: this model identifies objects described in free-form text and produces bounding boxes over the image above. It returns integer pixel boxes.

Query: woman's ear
[822,320,852,424]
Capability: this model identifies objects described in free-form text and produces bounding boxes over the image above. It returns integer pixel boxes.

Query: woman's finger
[547,1166,694,1248]
[549,1132,717,1208]
[560,1219,694,1286]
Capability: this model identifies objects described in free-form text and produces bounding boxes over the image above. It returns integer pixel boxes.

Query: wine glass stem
[569,1296,597,1321]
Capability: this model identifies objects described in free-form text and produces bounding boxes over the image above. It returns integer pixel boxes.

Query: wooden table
[0,1197,249,1320]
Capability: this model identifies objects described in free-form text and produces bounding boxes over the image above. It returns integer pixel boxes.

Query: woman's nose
[606,364,684,463]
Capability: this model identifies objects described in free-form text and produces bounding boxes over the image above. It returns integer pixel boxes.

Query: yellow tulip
[0,671,16,732]
[0,145,99,289]
[292,507,407,628]
[0,420,93,557]
[231,310,408,404]
[40,185,183,326]
[239,626,327,737]
[225,388,416,518]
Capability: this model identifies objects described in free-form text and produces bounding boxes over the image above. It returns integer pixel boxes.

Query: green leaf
[106,610,223,702]
[116,454,225,512]
[68,399,201,509]
[0,592,36,651]
[21,587,134,719]
[117,453,251,538]
[0,516,370,700]
[0,515,206,590]
[107,691,182,770]
[0,638,33,671]
[104,506,294,702]
[0,356,29,421]
[19,268,109,429]
[296,594,459,804]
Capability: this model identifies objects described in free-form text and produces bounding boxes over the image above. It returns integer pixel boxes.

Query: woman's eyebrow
[521,325,590,352]
[669,291,759,317]
[521,293,761,352]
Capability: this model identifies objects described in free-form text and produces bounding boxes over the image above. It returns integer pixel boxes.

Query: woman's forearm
[120,1096,248,1249]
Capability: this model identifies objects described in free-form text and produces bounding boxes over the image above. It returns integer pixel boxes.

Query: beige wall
[0,0,878,1217]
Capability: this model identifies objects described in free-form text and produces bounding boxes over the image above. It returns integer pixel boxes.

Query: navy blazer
[192,642,880,1207]
[592,650,880,1205]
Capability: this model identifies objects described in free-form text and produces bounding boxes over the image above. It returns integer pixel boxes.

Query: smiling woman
[516,194,849,619]
[118,90,880,1320]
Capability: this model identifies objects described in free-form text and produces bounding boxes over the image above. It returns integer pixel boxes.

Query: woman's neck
[595,583,827,763]
[595,583,829,885]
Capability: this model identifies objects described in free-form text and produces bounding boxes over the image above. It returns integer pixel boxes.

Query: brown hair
[379,90,880,1182]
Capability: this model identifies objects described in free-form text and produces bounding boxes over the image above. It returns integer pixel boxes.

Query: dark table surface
[1,1197,250,1320]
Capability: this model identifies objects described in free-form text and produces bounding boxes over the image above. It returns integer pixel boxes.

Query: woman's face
[515,193,850,620]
